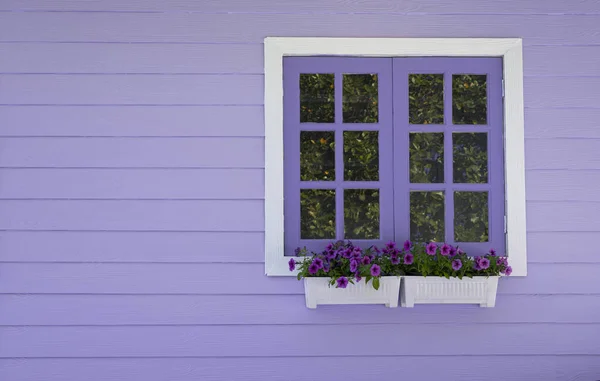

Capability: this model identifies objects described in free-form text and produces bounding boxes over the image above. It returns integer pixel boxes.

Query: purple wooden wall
[1,1,599,380]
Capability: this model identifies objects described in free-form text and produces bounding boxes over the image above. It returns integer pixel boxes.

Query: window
[265,38,526,276]
[283,56,504,258]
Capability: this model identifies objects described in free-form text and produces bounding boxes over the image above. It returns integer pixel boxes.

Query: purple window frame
[283,56,505,256]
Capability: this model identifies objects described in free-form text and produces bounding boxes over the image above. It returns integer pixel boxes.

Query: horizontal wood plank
[2,0,599,14]
[525,77,600,109]
[527,201,600,232]
[0,137,264,168]
[0,75,262,105]
[525,108,600,139]
[0,200,263,231]
[0,231,264,263]
[0,106,264,137]
[0,106,597,138]
[0,168,589,202]
[527,231,600,263]
[524,45,600,76]
[0,43,264,74]
[1,44,599,77]
[0,168,264,199]
[0,43,263,74]
[1,357,599,381]
[0,199,595,232]
[1,75,596,108]
[527,170,600,202]
[526,139,600,170]
[0,263,595,295]
[0,324,597,357]
[0,294,598,325]
[0,230,596,264]
[1,13,599,44]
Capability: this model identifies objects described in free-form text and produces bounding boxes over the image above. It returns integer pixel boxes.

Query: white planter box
[402,276,499,308]
[304,276,401,309]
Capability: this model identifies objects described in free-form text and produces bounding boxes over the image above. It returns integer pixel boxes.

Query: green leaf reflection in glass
[410,133,444,183]
[300,189,336,239]
[344,189,380,239]
[454,191,489,242]
[453,132,488,184]
[300,73,334,123]
[410,191,445,243]
[409,74,444,125]
[452,74,487,125]
[344,131,379,181]
[300,131,335,181]
[343,74,378,123]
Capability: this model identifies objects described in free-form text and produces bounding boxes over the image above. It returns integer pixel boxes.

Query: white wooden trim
[264,38,526,276]
[502,41,527,276]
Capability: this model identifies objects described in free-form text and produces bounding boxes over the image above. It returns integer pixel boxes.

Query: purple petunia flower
[349,259,358,273]
[426,242,438,256]
[457,248,465,255]
[373,246,381,254]
[440,243,451,256]
[479,258,490,270]
[325,243,333,251]
[504,266,513,276]
[288,258,296,272]
[355,274,362,282]
[336,276,349,288]
[361,256,372,265]
[404,253,414,265]
[308,262,319,275]
[489,249,497,256]
[294,247,301,256]
[473,256,481,270]
[403,240,412,251]
[498,257,508,267]
[313,258,324,269]
[343,249,353,259]
[386,241,396,250]
[451,259,462,271]
[370,264,381,277]
[391,254,400,265]
[323,264,330,273]
[449,247,457,257]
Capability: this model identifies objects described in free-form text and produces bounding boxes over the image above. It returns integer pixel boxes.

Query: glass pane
[344,189,380,239]
[344,131,379,181]
[453,74,487,125]
[343,74,378,123]
[300,131,335,181]
[300,189,336,239]
[300,74,334,123]
[454,191,489,242]
[410,133,444,183]
[409,74,444,125]
[410,191,445,243]
[453,133,488,184]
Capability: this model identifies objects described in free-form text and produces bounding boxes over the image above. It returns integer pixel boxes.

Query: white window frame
[264,37,526,277]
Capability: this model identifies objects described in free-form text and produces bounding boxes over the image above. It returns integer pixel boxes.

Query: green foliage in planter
[290,240,511,289]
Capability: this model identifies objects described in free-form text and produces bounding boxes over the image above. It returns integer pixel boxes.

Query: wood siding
[1,1,599,380]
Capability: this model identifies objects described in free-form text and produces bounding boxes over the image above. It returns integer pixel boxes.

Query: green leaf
[373,277,380,290]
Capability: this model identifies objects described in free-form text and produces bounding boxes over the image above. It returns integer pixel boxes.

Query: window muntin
[284,57,505,257]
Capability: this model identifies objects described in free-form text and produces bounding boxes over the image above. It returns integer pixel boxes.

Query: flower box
[401,276,500,308]
[304,276,401,309]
